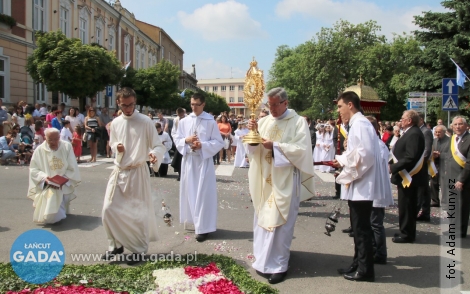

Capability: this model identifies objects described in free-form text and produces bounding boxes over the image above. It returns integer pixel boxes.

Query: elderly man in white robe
[173,93,224,242]
[246,87,315,284]
[102,87,165,265]
[28,128,80,224]
[333,91,386,282]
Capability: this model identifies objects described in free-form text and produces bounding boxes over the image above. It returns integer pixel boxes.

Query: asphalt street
[0,155,469,293]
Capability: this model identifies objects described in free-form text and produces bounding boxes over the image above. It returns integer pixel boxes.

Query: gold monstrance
[243,59,265,145]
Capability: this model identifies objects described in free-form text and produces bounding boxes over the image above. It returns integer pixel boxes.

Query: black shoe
[344,271,375,282]
[342,227,353,234]
[255,270,270,279]
[177,176,180,181]
[392,236,414,244]
[373,256,387,265]
[268,271,287,284]
[348,232,354,237]
[416,215,430,222]
[430,202,440,207]
[102,246,124,260]
[332,195,340,199]
[337,265,357,275]
[126,253,144,265]
[195,233,209,242]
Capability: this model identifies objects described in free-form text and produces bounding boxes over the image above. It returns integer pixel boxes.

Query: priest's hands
[455,181,464,191]
[433,151,440,158]
[185,135,198,144]
[331,159,342,168]
[191,141,202,150]
[261,138,273,150]
[117,144,125,153]
[247,119,258,131]
[149,153,158,164]
[45,178,59,190]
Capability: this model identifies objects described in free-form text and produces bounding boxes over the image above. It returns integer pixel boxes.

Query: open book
[47,175,69,188]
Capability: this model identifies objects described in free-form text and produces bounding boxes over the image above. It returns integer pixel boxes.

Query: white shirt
[60,128,73,142]
[39,107,48,116]
[33,109,41,118]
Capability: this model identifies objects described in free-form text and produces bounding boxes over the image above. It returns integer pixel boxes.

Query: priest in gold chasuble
[246,88,315,284]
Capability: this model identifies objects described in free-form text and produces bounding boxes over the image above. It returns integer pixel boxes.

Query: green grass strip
[0,254,278,294]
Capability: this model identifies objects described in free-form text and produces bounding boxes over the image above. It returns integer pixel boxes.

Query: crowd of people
[19,86,470,285]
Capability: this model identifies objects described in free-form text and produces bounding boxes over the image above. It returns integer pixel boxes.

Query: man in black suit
[416,113,434,221]
[444,116,470,238]
[430,125,450,207]
[305,117,316,154]
[329,118,338,144]
[390,110,427,243]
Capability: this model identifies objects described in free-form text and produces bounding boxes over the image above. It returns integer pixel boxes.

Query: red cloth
[72,132,82,157]
[382,132,391,143]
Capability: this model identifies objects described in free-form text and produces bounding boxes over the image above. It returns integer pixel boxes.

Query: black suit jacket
[420,124,433,161]
[446,132,470,185]
[390,125,427,187]
[309,123,316,149]
[433,136,450,171]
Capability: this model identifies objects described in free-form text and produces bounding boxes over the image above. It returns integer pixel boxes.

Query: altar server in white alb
[333,91,385,282]
[246,87,315,285]
[173,93,224,242]
[102,87,165,265]
[28,128,81,224]
[233,120,249,167]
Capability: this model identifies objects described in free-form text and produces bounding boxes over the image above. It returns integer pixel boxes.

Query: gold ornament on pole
[243,58,265,145]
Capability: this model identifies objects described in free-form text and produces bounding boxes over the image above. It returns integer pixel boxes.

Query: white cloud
[275,0,445,38]
[186,58,245,79]
[177,1,268,41]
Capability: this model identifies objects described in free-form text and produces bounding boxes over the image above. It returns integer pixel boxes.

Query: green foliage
[267,20,422,121]
[0,13,16,27]
[26,31,124,99]
[0,254,277,294]
[120,59,181,111]
[410,0,470,122]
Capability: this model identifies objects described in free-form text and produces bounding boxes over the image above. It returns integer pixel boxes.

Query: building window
[153,56,156,66]
[238,97,243,103]
[60,93,69,105]
[79,17,87,44]
[221,86,226,92]
[229,97,234,103]
[36,83,47,102]
[204,86,209,91]
[178,59,181,70]
[33,0,46,31]
[141,49,145,69]
[148,54,151,68]
[95,27,102,45]
[0,0,11,16]
[124,35,130,63]
[135,46,140,69]
[108,33,114,51]
[59,6,69,37]
[238,85,244,91]
[0,57,10,102]
[212,86,218,92]
[161,46,164,60]
[229,85,235,91]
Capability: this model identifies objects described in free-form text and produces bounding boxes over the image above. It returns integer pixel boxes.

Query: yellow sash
[451,135,466,168]
[338,124,348,139]
[427,146,438,177]
[391,151,425,188]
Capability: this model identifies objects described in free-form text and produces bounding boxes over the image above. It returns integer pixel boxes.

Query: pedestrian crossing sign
[442,95,458,111]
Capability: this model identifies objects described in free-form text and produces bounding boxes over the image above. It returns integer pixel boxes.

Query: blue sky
[119,0,444,81]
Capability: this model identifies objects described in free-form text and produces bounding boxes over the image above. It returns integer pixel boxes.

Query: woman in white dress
[320,124,335,172]
[313,124,325,170]
[233,121,249,168]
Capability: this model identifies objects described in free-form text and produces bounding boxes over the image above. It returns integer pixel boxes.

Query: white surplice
[173,111,224,234]
[335,112,385,202]
[102,110,165,253]
[320,131,335,172]
[246,109,315,274]
[28,140,81,224]
[313,131,324,169]
[375,140,394,208]
[233,128,249,167]
[159,131,173,164]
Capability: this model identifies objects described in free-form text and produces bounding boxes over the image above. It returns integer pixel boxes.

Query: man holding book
[28,128,81,223]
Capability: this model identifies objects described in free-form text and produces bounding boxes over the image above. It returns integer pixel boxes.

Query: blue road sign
[442,78,458,111]
[106,85,113,97]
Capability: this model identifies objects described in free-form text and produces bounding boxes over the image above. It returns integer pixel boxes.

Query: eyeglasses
[120,103,135,109]
[265,100,286,108]
[190,103,203,107]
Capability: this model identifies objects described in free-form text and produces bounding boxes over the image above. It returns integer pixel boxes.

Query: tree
[267,20,422,121]
[120,59,180,111]
[410,0,470,122]
[26,31,124,100]
[178,89,230,114]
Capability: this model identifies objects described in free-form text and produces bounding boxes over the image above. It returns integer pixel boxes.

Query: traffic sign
[106,85,113,97]
[408,98,425,102]
[442,78,458,111]
[408,92,442,98]
[407,99,425,112]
